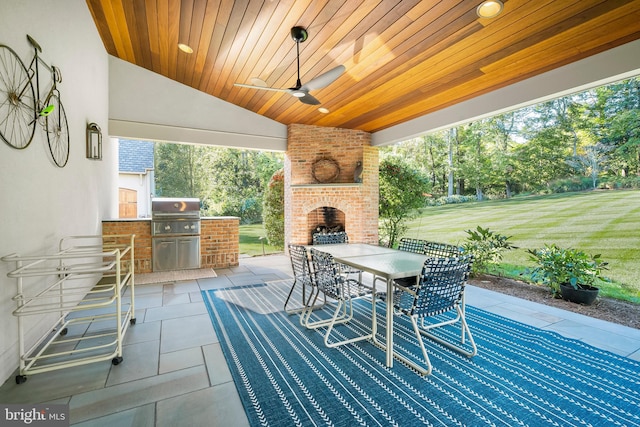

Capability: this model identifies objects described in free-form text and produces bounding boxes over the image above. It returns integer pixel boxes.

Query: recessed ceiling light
[476,0,503,18]
[318,107,329,114]
[178,43,193,54]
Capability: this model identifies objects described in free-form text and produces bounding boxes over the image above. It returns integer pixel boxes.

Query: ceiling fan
[234,26,345,105]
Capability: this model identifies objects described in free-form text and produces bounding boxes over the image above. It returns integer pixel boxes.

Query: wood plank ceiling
[86,0,640,133]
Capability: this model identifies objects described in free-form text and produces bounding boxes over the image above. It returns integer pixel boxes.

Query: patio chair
[312,231,362,281]
[302,248,374,348]
[392,254,476,375]
[285,244,325,315]
[394,239,465,288]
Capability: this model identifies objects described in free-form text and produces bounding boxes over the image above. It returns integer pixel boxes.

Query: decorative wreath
[311,157,341,183]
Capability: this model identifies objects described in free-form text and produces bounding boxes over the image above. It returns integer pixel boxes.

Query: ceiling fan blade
[300,65,345,91]
[297,92,321,105]
[233,83,289,92]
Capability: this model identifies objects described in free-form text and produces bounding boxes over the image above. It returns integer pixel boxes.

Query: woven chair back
[310,248,343,299]
[412,255,474,318]
[423,241,464,258]
[398,238,427,254]
[288,244,312,286]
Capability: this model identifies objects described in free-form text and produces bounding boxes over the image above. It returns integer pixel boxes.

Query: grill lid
[152,197,201,218]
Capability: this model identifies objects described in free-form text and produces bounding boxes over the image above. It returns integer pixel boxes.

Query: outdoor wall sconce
[86,122,102,160]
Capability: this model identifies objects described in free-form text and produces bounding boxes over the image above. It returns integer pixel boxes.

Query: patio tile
[72,403,155,427]
[131,283,165,295]
[478,303,555,329]
[145,301,207,322]
[228,274,266,287]
[162,291,191,306]
[130,293,164,310]
[159,347,204,374]
[106,340,160,386]
[160,314,216,353]
[123,320,161,345]
[69,365,210,424]
[202,343,232,386]
[155,381,249,427]
[189,290,204,302]
[197,276,234,290]
[164,281,200,294]
[543,319,597,340]
[0,361,111,404]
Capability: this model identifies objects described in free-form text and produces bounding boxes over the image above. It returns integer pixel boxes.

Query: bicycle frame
[21,34,59,120]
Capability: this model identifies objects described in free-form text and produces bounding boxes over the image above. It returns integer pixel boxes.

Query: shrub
[462,226,516,276]
[425,194,477,206]
[262,168,284,249]
[600,176,640,189]
[527,244,608,297]
[548,177,593,193]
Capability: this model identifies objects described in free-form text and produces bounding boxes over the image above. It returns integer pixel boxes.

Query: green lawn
[239,224,283,256]
[240,190,640,303]
[406,190,640,302]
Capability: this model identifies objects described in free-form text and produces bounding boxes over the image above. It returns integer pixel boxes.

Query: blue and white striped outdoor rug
[202,280,640,427]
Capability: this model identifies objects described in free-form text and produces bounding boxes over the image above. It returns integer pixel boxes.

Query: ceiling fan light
[178,43,193,54]
[250,77,268,87]
[292,90,306,98]
[476,0,503,18]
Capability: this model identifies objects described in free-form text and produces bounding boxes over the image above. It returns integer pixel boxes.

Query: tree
[262,168,285,248]
[378,158,430,247]
[204,148,283,223]
[155,143,209,197]
[154,143,283,223]
[456,122,491,200]
[566,142,613,189]
[586,79,640,177]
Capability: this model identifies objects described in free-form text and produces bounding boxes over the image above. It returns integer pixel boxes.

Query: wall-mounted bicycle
[0,35,70,167]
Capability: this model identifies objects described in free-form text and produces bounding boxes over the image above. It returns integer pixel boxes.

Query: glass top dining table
[310,243,430,368]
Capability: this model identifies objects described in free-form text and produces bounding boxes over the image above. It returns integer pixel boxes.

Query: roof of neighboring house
[119,139,154,173]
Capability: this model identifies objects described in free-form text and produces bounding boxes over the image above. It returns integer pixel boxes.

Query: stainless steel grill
[151,198,201,271]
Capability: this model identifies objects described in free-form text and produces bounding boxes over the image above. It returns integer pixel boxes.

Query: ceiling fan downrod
[291,27,308,93]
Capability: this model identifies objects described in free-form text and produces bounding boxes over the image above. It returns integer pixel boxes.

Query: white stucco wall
[0,0,112,383]
[108,56,288,151]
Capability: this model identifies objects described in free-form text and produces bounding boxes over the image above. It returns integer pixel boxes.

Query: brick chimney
[284,124,379,246]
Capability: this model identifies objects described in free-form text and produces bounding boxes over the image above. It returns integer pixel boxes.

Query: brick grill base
[102,217,239,273]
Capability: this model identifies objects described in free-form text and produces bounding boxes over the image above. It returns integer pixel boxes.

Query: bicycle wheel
[0,44,37,149]
[45,94,69,167]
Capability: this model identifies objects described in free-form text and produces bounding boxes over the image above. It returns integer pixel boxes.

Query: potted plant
[527,244,608,305]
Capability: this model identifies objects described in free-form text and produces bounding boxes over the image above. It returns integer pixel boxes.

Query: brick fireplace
[285,124,379,246]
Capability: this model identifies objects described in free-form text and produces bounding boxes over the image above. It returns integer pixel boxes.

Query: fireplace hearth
[308,206,345,243]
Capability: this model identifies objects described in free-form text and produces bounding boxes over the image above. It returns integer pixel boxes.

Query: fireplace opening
[308,206,345,243]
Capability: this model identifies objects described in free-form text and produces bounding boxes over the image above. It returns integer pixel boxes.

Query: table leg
[371,278,377,339]
[386,278,393,368]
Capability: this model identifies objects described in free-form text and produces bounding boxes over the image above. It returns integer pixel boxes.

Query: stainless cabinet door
[153,239,178,271]
[177,237,200,269]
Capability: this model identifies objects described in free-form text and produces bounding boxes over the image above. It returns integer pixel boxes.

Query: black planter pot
[559,284,599,305]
